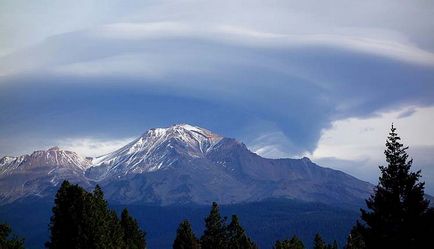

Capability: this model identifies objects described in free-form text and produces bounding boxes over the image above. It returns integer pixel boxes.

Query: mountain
[0,124,373,206]
[0,124,376,249]
[0,147,93,203]
[86,124,223,179]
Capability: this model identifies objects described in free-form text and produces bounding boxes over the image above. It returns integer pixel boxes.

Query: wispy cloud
[249,131,296,159]
[217,25,434,66]
[94,22,193,40]
[2,22,434,77]
[56,137,134,157]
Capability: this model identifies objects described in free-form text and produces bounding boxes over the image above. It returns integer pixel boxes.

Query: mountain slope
[0,124,373,206]
[97,133,372,206]
[86,124,223,180]
[0,147,92,203]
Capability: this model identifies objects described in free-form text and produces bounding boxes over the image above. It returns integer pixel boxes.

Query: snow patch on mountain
[0,155,27,174]
[89,124,223,177]
[0,147,92,175]
[0,124,374,206]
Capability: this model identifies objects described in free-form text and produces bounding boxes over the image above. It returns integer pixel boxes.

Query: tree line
[1,125,433,249]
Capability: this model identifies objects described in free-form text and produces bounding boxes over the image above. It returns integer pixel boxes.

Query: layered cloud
[0,0,433,192]
[2,21,434,76]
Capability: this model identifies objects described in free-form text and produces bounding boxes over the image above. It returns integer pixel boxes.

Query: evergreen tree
[357,124,432,248]
[424,207,434,245]
[334,241,339,249]
[89,185,125,249]
[344,226,365,249]
[0,223,24,249]
[273,235,305,249]
[173,220,200,249]
[46,181,144,249]
[201,202,227,249]
[313,234,326,249]
[107,209,128,249]
[121,208,147,249]
[46,181,91,249]
[226,215,257,249]
[326,240,338,249]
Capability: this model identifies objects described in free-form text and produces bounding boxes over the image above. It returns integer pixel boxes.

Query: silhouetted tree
[357,124,433,248]
[46,181,91,249]
[326,240,338,249]
[201,202,227,249]
[313,234,326,249]
[46,181,147,249]
[227,215,257,249]
[121,208,147,249]
[423,207,434,245]
[344,226,365,249]
[0,223,24,249]
[273,235,305,249]
[107,209,128,249]
[90,185,126,249]
[173,220,200,249]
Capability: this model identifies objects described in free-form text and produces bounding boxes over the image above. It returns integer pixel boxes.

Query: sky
[0,0,434,193]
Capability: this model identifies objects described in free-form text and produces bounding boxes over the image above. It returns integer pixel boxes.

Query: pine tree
[89,185,121,249]
[0,223,24,249]
[108,209,128,249]
[46,181,90,249]
[226,215,257,249]
[358,124,432,248]
[344,226,365,249]
[313,234,326,249]
[201,202,227,249]
[173,220,200,249]
[46,181,139,249]
[327,240,338,249]
[424,207,434,245]
[273,235,305,249]
[121,208,147,249]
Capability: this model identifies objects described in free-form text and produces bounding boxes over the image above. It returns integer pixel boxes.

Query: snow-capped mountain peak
[29,147,92,170]
[144,123,223,152]
[0,147,93,203]
[0,124,374,207]
[0,147,91,175]
[89,124,223,178]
